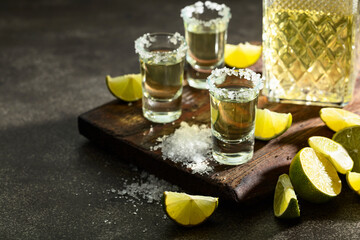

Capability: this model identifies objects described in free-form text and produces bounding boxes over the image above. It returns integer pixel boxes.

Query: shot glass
[207,67,263,165]
[135,32,187,123]
[181,1,231,89]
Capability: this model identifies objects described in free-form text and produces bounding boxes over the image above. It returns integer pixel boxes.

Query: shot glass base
[212,150,253,165]
[185,63,213,90]
[143,108,181,123]
[187,77,208,89]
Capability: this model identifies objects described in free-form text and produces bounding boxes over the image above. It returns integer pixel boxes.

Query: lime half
[274,174,300,219]
[320,108,360,132]
[163,191,218,227]
[106,74,142,102]
[333,126,360,173]
[255,108,292,141]
[308,136,353,174]
[289,147,341,203]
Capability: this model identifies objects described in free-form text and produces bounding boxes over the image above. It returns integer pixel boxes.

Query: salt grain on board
[153,122,213,174]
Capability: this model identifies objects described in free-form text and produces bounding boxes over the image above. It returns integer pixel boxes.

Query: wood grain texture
[78,59,360,203]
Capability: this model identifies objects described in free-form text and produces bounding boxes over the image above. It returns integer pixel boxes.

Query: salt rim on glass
[207,67,264,101]
[180,1,231,27]
[134,32,187,64]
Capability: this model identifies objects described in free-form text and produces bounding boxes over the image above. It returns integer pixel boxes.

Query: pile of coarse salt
[109,170,180,204]
[152,122,213,175]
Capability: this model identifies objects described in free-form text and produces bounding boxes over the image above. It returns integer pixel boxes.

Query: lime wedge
[308,136,353,174]
[255,108,292,140]
[224,42,262,68]
[106,74,142,102]
[346,171,360,195]
[163,191,218,227]
[274,174,300,219]
[289,147,341,203]
[333,126,360,173]
[320,108,360,132]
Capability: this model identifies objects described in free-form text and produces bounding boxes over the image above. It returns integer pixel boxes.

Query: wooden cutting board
[78,59,360,203]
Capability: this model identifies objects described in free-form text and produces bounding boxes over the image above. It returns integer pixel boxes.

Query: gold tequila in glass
[135,33,187,123]
[181,1,231,89]
[263,0,359,106]
[208,68,263,165]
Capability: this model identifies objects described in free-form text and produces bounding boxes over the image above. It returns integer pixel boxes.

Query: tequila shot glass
[135,32,187,123]
[208,67,263,165]
[181,1,231,89]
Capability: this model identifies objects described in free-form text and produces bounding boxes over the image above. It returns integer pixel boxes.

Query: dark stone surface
[1,0,360,239]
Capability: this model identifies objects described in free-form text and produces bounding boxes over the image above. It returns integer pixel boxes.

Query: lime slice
[255,108,292,140]
[106,74,142,102]
[289,147,341,203]
[333,126,360,172]
[346,171,360,195]
[320,108,360,132]
[274,174,300,219]
[224,42,262,68]
[308,136,353,174]
[163,191,218,227]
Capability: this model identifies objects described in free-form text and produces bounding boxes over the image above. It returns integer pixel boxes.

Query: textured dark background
[1,0,360,239]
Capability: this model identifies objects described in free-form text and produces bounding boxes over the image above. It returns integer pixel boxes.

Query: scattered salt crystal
[128,102,133,106]
[113,171,179,203]
[169,32,181,45]
[154,122,213,174]
[140,171,148,179]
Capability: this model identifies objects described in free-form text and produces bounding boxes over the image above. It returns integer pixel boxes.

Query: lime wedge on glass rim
[273,174,300,219]
[106,74,142,102]
[308,136,353,174]
[163,191,218,227]
[289,147,341,203]
[333,126,360,173]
